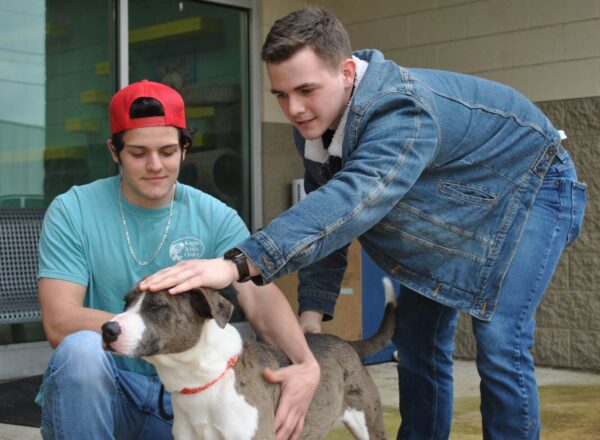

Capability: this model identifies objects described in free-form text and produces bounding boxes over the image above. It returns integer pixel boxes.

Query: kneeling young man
[37,80,319,440]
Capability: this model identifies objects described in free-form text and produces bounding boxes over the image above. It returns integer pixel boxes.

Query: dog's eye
[149,302,167,312]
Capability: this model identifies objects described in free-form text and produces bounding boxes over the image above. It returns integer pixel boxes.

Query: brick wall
[319,0,600,103]
[530,98,599,370]
[456,97,600,371]
[261,122,304,224]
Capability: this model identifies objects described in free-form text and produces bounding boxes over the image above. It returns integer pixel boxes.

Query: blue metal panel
[361,249,399,364]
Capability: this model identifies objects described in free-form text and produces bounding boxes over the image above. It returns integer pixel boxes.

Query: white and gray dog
[102,279,396,440]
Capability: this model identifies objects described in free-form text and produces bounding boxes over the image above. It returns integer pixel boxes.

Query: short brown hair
[261,7,352,70]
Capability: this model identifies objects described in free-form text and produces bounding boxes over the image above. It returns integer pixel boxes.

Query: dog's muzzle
[101,321,122,347]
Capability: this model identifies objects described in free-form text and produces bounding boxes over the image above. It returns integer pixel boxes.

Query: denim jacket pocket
[439,181,497,208]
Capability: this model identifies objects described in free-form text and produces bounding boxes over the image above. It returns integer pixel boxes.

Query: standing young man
[37,80,319,440]
[142,7,587,440]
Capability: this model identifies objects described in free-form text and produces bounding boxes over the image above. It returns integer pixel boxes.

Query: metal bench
[0,208,45,325]
[0,208,258,345]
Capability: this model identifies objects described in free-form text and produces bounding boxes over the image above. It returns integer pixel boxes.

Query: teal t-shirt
[38,175,249,376]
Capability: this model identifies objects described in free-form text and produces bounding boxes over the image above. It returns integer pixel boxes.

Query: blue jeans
[393,151,586,440]
[39,331,173,439]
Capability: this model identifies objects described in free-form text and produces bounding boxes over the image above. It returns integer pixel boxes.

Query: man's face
[268,47,355,140]
[108,126,184,208]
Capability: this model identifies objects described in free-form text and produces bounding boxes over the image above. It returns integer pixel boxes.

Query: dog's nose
[101,321,122,344]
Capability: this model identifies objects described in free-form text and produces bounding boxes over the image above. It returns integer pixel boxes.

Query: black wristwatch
[223,247,250,282]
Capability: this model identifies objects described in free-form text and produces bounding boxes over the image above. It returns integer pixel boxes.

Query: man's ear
[106,139,120,164]
[190,288,234,328]
[340,57,356,90]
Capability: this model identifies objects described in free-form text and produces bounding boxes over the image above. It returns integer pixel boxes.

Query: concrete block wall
[260,0,313,224]
[319,0,600,102]
[259,0,600,369]
[521,98,599,371]
[261,0,600,117]
[456,96,600,371]
[261,0,310,126]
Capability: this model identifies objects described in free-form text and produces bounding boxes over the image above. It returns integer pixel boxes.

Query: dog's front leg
[172,421,197,440]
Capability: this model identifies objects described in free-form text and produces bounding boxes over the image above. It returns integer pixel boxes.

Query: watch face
[225,248,240,259]
[224,248,249,282]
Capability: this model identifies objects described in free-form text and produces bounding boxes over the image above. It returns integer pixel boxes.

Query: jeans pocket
[566,181,587,247]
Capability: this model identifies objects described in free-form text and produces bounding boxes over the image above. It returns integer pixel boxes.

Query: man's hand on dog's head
[138,258,238,294]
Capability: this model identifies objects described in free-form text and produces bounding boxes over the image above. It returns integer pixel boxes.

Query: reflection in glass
[44,1,117,205]
[129,0,250,222]
[0,1,47,207]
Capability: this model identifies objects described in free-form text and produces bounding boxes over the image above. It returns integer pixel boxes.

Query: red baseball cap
[109,80,187,134]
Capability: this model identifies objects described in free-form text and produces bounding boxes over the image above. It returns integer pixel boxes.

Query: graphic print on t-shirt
[169,237,205,262]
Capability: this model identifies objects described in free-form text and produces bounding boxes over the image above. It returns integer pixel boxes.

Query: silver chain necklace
[118,181,176,266]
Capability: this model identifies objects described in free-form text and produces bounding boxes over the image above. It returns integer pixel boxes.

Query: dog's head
[101,286,234,358]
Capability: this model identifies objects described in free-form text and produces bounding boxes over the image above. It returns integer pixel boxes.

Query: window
[128,0,251,222]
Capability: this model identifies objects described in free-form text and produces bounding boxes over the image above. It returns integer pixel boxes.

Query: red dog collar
[179,356,239,395]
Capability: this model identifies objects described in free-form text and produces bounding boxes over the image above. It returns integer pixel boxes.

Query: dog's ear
[123,286,142,311]
[190,288,234,328]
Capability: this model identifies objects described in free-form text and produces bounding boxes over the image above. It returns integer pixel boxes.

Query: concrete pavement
[366,359,600,409]
[2,359,599,439]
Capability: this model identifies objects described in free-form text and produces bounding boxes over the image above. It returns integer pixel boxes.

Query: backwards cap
[109,80,186,134]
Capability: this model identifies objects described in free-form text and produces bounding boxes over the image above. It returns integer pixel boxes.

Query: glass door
[128,0,251,222]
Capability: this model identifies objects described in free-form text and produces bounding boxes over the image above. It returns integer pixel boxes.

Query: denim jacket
[241,49,564,322]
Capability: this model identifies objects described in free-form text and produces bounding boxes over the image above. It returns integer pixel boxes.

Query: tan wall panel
[274,240,363,341]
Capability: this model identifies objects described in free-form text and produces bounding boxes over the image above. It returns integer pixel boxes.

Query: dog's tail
[348,277,396,359]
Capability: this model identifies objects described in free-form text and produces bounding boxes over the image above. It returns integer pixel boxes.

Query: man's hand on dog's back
[264,358,320,440]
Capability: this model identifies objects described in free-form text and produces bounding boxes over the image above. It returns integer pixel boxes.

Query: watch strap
[224,248,250,282]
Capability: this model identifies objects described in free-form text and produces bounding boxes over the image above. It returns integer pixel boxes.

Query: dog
[101,279,396,440]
